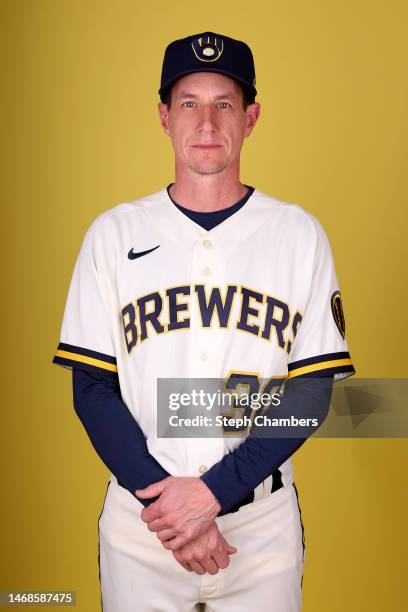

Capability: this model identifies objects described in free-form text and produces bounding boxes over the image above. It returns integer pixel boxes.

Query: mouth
[190,144,223,149]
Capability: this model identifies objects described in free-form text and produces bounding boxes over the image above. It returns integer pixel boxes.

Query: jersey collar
[143,186,272,254]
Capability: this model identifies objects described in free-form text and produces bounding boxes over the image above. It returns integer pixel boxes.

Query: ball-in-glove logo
[331,290,346,339]
[191,35,224,62]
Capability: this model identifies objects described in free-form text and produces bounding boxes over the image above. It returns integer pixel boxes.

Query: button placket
[189,237,220,375]
[186,237,225,472]
[184,238,210,474]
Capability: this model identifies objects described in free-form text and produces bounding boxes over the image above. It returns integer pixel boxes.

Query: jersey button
[202,267,211,276]
[202,239,212,248]
[199,465,208,474]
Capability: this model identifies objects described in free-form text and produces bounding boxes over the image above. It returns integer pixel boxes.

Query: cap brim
[158,66,257,99]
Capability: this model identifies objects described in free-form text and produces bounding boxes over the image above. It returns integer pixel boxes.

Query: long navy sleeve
[72,367,170,507]
[201,375,334,514]
[72,366,333,515]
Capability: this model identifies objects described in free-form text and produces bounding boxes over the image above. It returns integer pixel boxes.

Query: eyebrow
[176,91,236,100]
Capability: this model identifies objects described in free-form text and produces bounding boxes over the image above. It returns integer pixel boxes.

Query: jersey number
[220,372,286,435]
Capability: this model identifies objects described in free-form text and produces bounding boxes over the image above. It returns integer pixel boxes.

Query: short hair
[161,82,255,110]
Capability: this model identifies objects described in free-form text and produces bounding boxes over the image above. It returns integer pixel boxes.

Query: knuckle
[185,528,195,540]
[162,514,170,525]
[158,502,168,516]
[164,514,175,528]
[170,537,182,549]
[196,551,207,562]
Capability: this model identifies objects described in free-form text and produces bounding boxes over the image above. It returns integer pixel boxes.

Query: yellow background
[1,0,407,610]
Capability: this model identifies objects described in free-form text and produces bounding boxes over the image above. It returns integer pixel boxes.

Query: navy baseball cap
[158,32,257,102]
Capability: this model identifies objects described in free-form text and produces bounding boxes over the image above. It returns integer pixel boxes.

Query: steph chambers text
[168,415,319,428]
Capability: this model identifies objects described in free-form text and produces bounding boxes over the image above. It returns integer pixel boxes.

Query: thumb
[227,545,237,554]
[222,536,237,554]
[135,477,170,499]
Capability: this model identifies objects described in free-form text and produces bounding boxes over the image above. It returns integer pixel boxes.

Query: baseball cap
[158,32,257,103]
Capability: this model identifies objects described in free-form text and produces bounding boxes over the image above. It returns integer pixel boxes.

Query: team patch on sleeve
[287,351,355,379]
[331,290,345,339]
[52,342,118,378]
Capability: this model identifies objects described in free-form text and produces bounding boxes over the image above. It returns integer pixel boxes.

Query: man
[53,32,355,611]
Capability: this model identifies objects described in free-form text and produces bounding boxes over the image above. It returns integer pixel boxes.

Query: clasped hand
[136,476,237,574]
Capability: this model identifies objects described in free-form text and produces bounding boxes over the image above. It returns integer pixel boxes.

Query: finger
[201,557,219,575]
[165,535,190,551]
[212,550,230,570]
[156,528,177,542]
[173,554,193,573]
[140,504,161,524]
[226,545,237,554]
[135,478,170,499]
[189,560,206,575]
[221,536,237,554]
[146,518,167,532]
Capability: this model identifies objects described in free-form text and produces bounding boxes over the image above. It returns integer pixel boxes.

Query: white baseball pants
[98,478,305,611]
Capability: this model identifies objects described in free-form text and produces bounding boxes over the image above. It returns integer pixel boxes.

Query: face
[158,72,260,176]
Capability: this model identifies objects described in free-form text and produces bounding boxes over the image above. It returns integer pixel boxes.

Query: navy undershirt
[71,187,334,513]
[166,182,255,231]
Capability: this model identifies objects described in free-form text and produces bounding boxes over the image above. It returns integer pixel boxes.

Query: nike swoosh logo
[128,245,160,260]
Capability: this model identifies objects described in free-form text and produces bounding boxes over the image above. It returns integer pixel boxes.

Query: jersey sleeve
[52,219,118,379]
[287,216,356,382]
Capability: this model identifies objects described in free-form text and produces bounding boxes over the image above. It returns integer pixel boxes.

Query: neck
[169,160,248,212]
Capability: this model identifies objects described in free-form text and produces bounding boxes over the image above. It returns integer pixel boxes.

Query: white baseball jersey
[52,187,355,487]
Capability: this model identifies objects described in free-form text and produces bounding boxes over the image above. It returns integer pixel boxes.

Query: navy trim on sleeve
[53,342,118,378]
[288,351,355,380]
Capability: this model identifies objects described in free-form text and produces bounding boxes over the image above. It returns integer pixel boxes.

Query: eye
[217,102,232,109]
[181,101,196,108]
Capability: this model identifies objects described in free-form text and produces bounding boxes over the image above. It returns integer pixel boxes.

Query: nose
[196,104,217,133]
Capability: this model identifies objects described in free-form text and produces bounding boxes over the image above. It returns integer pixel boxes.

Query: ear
[158,102,170,136]
[244,102,261,137]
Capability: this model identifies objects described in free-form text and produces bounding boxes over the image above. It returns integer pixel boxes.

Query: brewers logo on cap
[331,290,346,339]
[191,35,224,62]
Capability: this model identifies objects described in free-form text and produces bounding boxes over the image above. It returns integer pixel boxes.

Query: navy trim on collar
[166,183,255,231]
